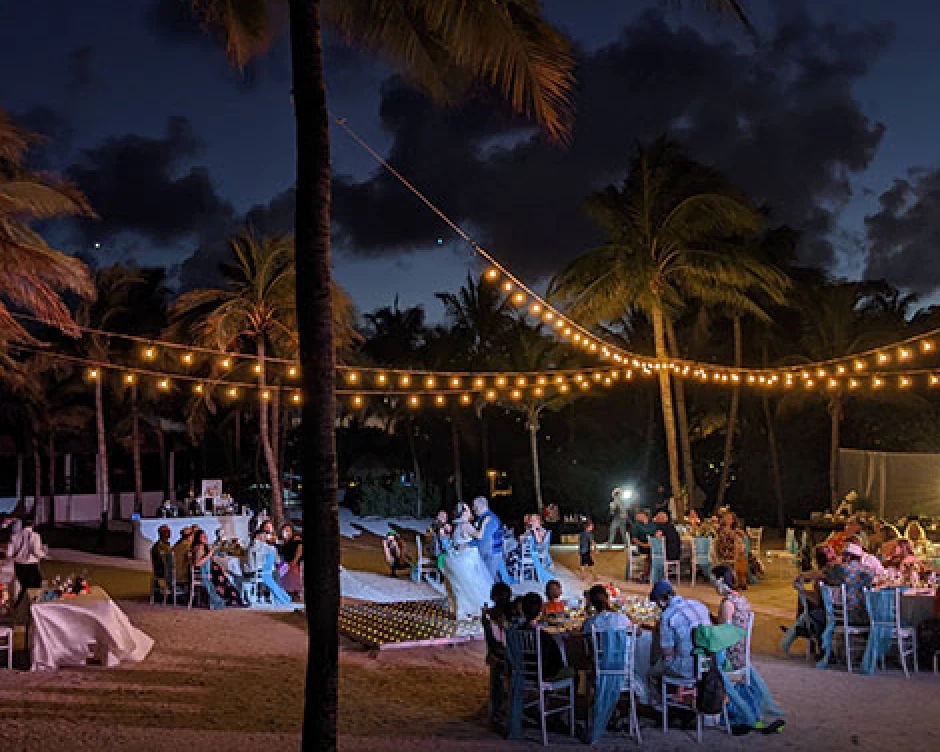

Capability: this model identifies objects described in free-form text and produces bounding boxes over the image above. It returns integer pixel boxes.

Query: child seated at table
[542,579,565,616]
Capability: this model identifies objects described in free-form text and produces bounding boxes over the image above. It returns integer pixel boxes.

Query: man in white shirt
[10,517,45,604]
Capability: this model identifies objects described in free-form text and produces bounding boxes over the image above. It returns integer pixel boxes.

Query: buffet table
[133,514,251,561]
[30,586,154,670]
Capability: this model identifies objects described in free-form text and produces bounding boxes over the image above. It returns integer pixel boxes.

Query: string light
[376,373,387,386]
[408,395,420,408]
[254,363,263,375]
[450,376,461,388]
[516,376,527,387]
[88,368,98,380]
[425,376,436,389]
[227,387,238,398]
[512,292,526,306]
[291,392,302,404]
[873,377,884,389]
[124,373,135,384]
[473,377,485,389]
[352,395,364,408]
[194,383,204,394]
[158,378,170,390]
[485,267,499,281]
[346,371,359,384]
[899,348,912,361]
[501,280,513,293]
[460,394,472,405]
[400,375,411,387]
[181,352,194,365]
[900,375,912,388]
[435,395,446,407]
[261,389,272,401]
[485,390,497,401]
[922,340,934,353]
[220,357,232,369]
[495,376,507,388]
[510,389,522,400]
[288,366,299,378]
[854,360,866,371]
[143,346,156,360]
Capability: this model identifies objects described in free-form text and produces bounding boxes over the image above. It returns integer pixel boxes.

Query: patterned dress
[722,592,752,670]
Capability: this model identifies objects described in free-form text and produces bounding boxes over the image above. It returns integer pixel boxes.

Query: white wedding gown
[441,522,494,619]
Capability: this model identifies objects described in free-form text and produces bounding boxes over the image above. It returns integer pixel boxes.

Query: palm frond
[189,0,279,67]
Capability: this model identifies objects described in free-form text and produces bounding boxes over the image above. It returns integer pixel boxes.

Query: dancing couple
[439,496,504,618]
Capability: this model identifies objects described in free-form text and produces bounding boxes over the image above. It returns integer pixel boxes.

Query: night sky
[3,0,940,320]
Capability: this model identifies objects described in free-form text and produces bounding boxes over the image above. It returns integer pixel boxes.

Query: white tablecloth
[30,586,154,671]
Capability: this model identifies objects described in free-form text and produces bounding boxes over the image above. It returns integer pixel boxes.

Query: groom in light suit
[470,496,504,582]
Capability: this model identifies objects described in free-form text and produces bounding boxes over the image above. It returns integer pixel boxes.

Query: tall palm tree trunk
[257,340,284,525]
[760,343,786,528]
[665,320,695,512]
[652,306,682,513]
[405,416,423,516]
[132,384,143,514]
[32,429,41,522]
[48,432,56,528]
[717,315,743,508]
[829,394,843,505]
[95,376,110,517]
[289,2,339,748]
[527,407,543,514]
[450,417,463,504]
[480,407,490,484]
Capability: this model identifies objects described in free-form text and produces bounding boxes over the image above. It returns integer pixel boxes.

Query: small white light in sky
[94,242,101,249]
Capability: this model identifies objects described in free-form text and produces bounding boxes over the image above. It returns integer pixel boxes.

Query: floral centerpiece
[0,582,10,616]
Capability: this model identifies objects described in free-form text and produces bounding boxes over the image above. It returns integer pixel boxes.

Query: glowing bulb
[873,377,883,389]
[512,292,526,305]
[805,379,815,389]
[485,390,497,401]
[376,373,387,386]
[88,368,98,380]
[194,383,204,394]
[817,369,827,378]
[409,395,420,408]
[900,376,911,388]
[849,379,859,390]
[555,375,565,384]
[922,340,934,353]
[562,328,571,337]
[143,347,156,359]
[254,363,263,375]
[543,311,554,322]
[836,365,846,375]
[400,375,411,387]
[534,386,544,397]
[516,377,527,387]
[221,357,232,369]
[510,389,522,400]
[827,379,838,390]
[579,381,590,390]
[593,372,603,382]
[158,379,170,390]
[502,280,513,293]
[182,352,193,365]
[460,394,472,405]
[530,303,542,315]
[559,383,570,393]
[352,395,364,409]
[854,360,866,371]
[228,387,238,398]
[346,372,359,384]
[473,377,485,389]
[496,376,507,388]
[425,376,436,388]
[485,267,499,281]
[537,375,547,385]
[288,366,298,378]
[899,348,912,360]
[435,395,446,406]
[292,392,302,404]
[261,389,271,401]
[877,352,889,364]
[124,373,135,384]
[931,375,940,387]
[554,319,564,329]
[573,332,581,343]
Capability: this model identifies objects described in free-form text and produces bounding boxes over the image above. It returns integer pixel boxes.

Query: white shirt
[861,552,886,577]
[10,526,44,564]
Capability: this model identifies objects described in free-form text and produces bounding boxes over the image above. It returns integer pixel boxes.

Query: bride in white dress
[441,503,495,619]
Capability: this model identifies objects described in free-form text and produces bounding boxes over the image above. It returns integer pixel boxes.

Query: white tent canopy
[838,448,940,519]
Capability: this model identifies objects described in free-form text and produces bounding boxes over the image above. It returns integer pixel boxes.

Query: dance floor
[339,599,483,650]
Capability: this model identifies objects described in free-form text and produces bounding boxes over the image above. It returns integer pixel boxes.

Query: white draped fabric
[838,448,940,518]
[31,587,154,671]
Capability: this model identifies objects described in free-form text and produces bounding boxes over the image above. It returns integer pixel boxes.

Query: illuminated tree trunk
[666,319,695,513]
[717,315,743,508]
[527,405,543,514]
[651,306,682,514]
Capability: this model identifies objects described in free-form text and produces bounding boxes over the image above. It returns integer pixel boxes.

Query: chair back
[649,535,666,560]
[414,535,427,567]
[746,527,763,556]
[864,587,900,630]
[741,611,755,673]
[694,537,712,565]
[821,583,849,628]
[519,535,535,559]
[590,625,636,690]
[506,626,543,685]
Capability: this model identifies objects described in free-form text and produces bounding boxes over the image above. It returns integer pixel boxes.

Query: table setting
[29,579,154,671]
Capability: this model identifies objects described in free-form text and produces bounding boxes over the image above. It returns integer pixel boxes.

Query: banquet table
[29,586,154,671]
[901,589,937,629]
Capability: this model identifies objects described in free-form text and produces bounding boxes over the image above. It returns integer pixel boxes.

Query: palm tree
[0,110,94,341]
[76,266,150,521]
[188,2,752,745]
[500,320,581,512]
[550,140,769,513]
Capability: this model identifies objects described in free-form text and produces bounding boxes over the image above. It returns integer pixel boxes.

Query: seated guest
[582,583,631,633]
[825,516,863,556]
[886,538,922,577]
[150,524,173,594]
[486,582,515,637]
[790,544,842,639]
[172,527,194,585]
[653,510,681,561]
[847,536,885,576]
[518,592,569,680]
[190,530,242,608]
[542,579,566,616]
[648,580,711,681]
[715,512,748,589]
[904,520,929,556]
[712,564,751,670]
[382,531,411,577]
[878,524,902,561]
[278,524,304,600]
[630,510,656,578]
[835,542,874,625]
[524,514,548,546]
[156,499,178,518]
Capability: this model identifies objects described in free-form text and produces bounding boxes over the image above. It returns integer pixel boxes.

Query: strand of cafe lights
[330,113,940,382]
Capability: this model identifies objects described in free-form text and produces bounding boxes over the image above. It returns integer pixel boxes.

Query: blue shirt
[659,596,711,678]
[583,609,632,634]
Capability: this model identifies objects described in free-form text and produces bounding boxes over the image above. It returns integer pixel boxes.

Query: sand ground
[1,533,938,752]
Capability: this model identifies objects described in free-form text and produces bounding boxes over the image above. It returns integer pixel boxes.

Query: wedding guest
[156,499,178,518]
[607,488,629,547]
[579,518,597,581]
[484,582,512,728]
[835,542,874,625]
[582,583,631,632]
[825,516,864,556]
[191,530,242,607]
[715,512,747,589]
[712,564,752,670]
[653,510,681,561]
[630,510,656,578]
[382,531,411,577]
[172,526,194,587]
[428,509,452,546]
[846,535,885,576]
[150,524,173,589]
[886,538,922,575]
[519,592,569,680]
[542,579,565,616]
[487,582,515,634]
[524,514,548,546]
[878,524,902,561]
[648,580,711,681]
[10,516,44,605]
[278,524,304,599]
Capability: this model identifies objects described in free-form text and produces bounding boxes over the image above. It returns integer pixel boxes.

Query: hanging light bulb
[194,383,205,394]
[158,378,170,390]
[435,394,446,407]
[529,303,542,315]
[817,369,827,378]
[227,386,238,399]
[516,376,527,387]
[485,390,497,401]
[288,365,299,378]
[537,375,547,386]
[399,374,411,388]
[836,364,846,375]
[495,376,507,388]
[922,340,934,353]
[346,371,359,384]
[143,346,156,360]
[804,379,815,389]
[88,368,98,380]
[512,291,526,306]
[899,375,912,388]
[485,267,499,281]
[254,363,263,375]
[510,389,522,400]
[352,395,364,408]
[502,280,513,293]
[872,377,884,389]
[124,373,135,385]
[930,374,940,387]
[425,376,436,389]
[460,394,472,405]
[261,389,272,401]
[899,348,912,360]
[559,383,570,393]
[473,377,485,389]
[375,373,387,386]
[534,386,544,397]
[849,379,859,390]
[292,392,302,404]
[408,395,420,408]
[827,379,838,390]
[182,352,194,366]
[220,357,232,369]
[543,311,554,322]
[877,352,890,365]
[854,360,866,371]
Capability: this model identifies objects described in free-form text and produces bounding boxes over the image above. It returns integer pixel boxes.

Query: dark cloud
[67,46,96,92]
[865,168,940,294]
[330,8,888,278]
[66,116,234,247]
[12,106,74,169]
[145,0,205,45]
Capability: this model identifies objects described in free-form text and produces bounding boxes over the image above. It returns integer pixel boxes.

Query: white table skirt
[31,586,154,671]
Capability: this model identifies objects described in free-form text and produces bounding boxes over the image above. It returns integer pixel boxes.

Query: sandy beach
[1,531,938,752]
